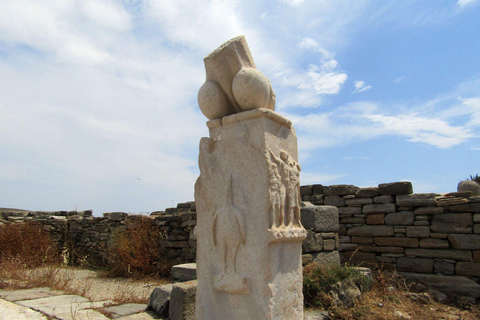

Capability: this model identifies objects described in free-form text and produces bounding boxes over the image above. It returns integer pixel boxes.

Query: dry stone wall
[0,201,334,268]
[3,180,478,282]
[300,181,480,281]
[0,205,197,266]
[300,205,340,266]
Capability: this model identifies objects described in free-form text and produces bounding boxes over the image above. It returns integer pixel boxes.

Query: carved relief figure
[281,150,302,228]
[212,175,248,294]
[268,149,302,229]
[268,161,284,228]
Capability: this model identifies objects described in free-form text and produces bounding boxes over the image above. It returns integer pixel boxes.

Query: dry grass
[0,222,59,268]
[0,222,62,290]
[308,267,480,320]
[104,215,172,279]
[0,221,167,305]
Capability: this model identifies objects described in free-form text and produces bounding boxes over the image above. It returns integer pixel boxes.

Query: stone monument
[195,36,307,320]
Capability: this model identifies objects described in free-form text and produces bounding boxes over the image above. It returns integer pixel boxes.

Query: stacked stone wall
[300,182,480,281]
[300,205,340,265]
[3,180,478,282]
[0,204,197,266]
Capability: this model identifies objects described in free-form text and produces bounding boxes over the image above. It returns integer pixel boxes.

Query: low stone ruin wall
[0,202,337,268]
[300,205,340,266]
[0,205,198,266]
[300,182,480,281]
[2,180,479,282]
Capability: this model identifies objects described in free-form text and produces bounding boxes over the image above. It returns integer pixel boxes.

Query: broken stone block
[405,248,472,261]
[169,281,197,320]
[378,182,413,195]
[384,211,414,226]
[171,263,197,282]
[302,231,323,253]
[363,203,396,214]
[373,195,394,204]
[419,238,449,249]
[456,262,480,276]
[311,251,340,265]
[147,284,173,317]
[323,185,358,196]
[396,194,436,207]
[355,187,379,198]
[366,214,385,225]
[434,261,455,275]
[448,234,480,250]
[301,206,339,233]
[406,226,430,238]
[449,202,480,213]
[374,237,418,248]
[398,273,480,298]
[347,225,394,237]
[431,214,473,234]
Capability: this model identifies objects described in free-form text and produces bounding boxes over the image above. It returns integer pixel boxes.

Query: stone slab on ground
[147,283,173,316]
[117,310,166,319]
[103,303,147,318]
[399,273,480,298]
[17,294,113,320]
[304,310,330,319]
[0,287,65,302]
[169,280,197,320]
[171,263,197,282]
[0,298,47,320]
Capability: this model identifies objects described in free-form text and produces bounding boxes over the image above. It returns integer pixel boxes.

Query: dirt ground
[21,267,169,304]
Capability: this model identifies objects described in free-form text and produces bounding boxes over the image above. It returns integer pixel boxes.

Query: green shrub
[467,174,480,184]
[303,263,371,309]
[105,216,171,278]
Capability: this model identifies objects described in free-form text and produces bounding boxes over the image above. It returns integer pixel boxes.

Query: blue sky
[0,0,479,215]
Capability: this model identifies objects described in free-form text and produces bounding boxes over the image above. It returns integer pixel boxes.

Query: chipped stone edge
[206,108,292,129]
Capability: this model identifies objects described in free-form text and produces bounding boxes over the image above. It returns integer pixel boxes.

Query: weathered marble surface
[195,108,306,320]
[198,35,275,120]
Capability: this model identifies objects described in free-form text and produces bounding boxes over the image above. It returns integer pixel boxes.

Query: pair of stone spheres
[198,35,276,120]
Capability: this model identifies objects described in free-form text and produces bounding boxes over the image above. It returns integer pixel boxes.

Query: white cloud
[144,0,246,52]
[288,97,475,152]
[352,80,372,93]
[457,0,479,8]
[365,113,473,148]
[0,0,131,65]
[280,0,304,6]
[461,97,480,127]
[394,76,405,83]
[276,61,347,109]
[0,0,214,213]
[299,37,318,49]
[298,37,334,59]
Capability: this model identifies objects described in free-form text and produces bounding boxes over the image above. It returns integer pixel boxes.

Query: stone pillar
[195,108,307,320]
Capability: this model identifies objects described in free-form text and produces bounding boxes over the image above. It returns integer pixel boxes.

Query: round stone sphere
[457,180,480,195]
[232,67,272,111]
[198,80,230,120]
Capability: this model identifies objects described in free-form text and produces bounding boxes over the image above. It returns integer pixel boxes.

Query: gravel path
[25,267,169,304]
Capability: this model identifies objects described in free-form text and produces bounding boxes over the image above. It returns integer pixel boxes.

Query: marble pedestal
[195,108,307,320]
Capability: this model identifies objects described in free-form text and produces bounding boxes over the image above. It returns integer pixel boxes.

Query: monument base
[195,109,306,320]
